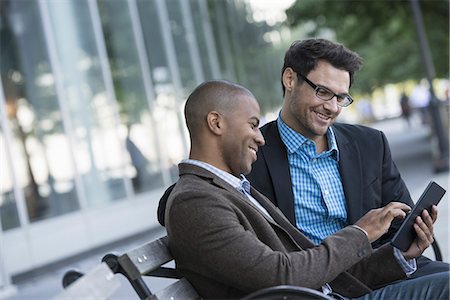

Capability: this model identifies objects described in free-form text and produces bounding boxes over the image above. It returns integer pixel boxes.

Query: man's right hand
[355,202,411,243]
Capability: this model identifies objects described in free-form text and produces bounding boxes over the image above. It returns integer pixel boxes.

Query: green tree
[285,0,449,93]
[207,0,286,113]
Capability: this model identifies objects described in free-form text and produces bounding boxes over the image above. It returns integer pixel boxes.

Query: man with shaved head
[183,80,262,176]
[164,80,448,300]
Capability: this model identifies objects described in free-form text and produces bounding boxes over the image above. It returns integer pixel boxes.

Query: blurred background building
[0,0,295,292]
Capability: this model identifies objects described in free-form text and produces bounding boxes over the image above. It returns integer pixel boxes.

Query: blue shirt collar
[277,115,339,161]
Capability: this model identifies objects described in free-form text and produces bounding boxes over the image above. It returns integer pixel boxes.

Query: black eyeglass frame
[297,73,353,107]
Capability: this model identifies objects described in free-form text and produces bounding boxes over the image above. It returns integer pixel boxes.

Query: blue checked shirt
[277,117,416,275]
[278,117,347,244]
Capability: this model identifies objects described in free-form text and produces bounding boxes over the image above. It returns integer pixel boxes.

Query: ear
[206,111,224,135]
[282,67,296,93]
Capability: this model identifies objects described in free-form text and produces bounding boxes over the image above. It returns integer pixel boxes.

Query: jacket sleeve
[167,187,376,293]
[345,243,407,290]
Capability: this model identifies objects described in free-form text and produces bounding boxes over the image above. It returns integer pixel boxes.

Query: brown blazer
[165,163,406,299]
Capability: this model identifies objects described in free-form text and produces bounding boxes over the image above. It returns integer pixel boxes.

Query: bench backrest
[61,235,333,299]
[103,235,200,300]
[118,235,175,280]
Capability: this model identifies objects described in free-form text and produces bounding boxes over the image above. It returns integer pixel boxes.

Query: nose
[255,128,265,146]
[323,96,340,113]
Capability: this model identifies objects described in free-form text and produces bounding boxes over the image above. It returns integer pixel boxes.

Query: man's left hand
[402,205,438,260]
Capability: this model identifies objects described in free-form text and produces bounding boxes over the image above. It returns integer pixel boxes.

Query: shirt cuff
[393,247,417,276]
[351,224,369,239]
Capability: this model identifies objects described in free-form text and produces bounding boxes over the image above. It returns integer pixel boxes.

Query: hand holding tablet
[391,181,446,252]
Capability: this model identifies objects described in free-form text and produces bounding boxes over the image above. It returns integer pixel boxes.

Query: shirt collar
[326,126,340,161]
[182,159,244,190]
[277,115,339,161]
[277,116,308,154]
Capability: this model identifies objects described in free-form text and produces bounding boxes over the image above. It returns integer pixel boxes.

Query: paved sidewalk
[3,117,449,299]
[370,118,449,262]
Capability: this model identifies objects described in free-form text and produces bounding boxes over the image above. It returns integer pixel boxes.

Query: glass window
[98,0,165,193]
[0,129,20,231]
[44,0,128,206]
[166,0,197,93]
[0,0,80,223]
[189,0,213,79]
[206,1,237,81]
[137,0,189,182]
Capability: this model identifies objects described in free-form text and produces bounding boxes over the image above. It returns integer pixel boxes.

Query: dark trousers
[356,271,449,300]
[410,255,450,279]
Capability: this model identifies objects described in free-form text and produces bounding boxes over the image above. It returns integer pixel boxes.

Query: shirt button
[311,158,316,163]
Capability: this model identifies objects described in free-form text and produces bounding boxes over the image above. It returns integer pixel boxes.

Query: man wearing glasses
[158,38,448,278]
[247,38,449,278]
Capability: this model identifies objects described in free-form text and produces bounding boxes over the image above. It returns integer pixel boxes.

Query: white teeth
[315,111,329,120]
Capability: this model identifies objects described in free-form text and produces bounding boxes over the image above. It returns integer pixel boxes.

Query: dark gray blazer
[165,163,406,299]
[247,120,414,247]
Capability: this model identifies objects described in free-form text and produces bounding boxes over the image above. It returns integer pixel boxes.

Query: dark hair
[281,38,363,95]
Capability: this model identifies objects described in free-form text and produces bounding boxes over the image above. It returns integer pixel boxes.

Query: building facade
[0,0,286,290]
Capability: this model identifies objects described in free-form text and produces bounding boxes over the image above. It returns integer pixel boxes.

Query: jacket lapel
[333,125,363,224]
[261,122,297,224]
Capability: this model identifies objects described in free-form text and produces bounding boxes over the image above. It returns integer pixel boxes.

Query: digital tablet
[391,181,446,252]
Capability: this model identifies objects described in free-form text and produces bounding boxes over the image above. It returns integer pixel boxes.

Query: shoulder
[260,120,278,136]
[333,122,384,140]
[332,123,391,156]
[166,175,249,233]
[258,120,284,149]
[171,174,219,201]
[169,174,239,210]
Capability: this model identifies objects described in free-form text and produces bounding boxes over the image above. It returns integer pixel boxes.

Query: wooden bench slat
[118,236,174,280]
[115,235,200,299]
[150,278,201,300]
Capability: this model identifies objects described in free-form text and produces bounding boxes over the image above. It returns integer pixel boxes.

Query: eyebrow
[299,73,350,96]
[315,82,350,96]
[250,116,260,126]
[312,76,350,96]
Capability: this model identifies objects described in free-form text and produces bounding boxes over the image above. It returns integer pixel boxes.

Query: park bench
[60,235,332,299]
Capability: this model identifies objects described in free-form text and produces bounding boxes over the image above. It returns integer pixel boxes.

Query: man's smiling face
[282,60,350,143]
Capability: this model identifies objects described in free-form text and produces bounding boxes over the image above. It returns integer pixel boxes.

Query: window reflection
[98,0,165,192]
[166,0,197,93]
[1,0,80,223]
[0,0,282,236]
[45,0,128,205]
[138,0,188,181]
[0,129,20,230]
[189,0,213,79]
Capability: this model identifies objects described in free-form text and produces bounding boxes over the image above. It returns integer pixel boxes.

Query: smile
[314,111,331,120]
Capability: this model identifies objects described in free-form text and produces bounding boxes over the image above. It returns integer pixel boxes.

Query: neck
[189,148,230,174]
[315,135,329,153]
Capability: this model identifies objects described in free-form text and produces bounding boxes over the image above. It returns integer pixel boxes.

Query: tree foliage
[285,0,449,93]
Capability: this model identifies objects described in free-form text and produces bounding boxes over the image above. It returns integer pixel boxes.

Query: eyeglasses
[298,73,353,107]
